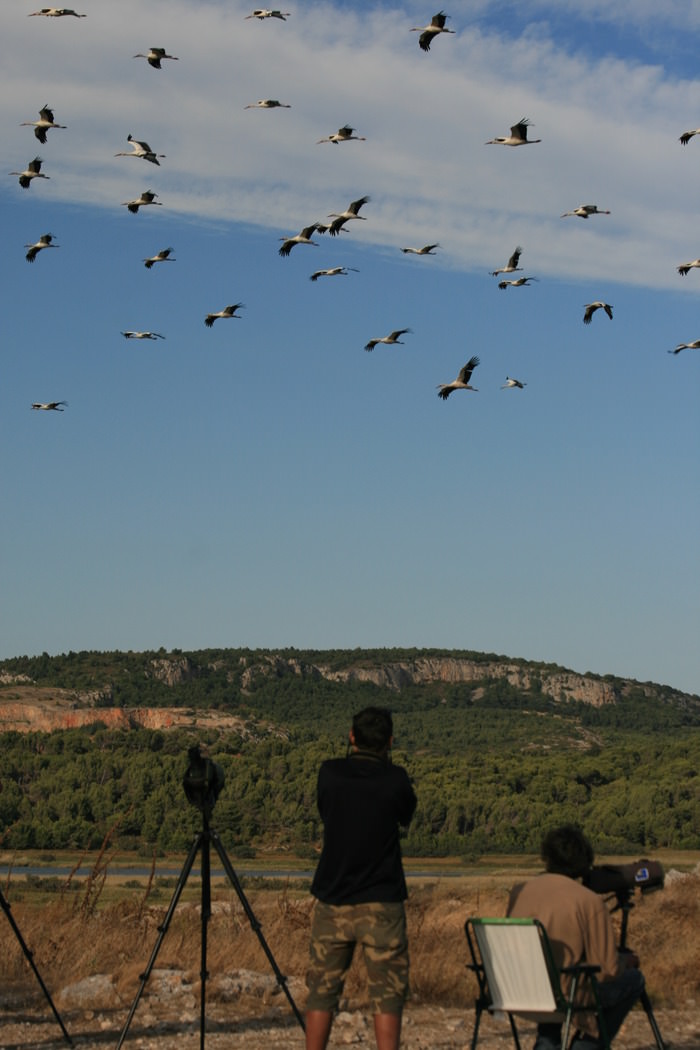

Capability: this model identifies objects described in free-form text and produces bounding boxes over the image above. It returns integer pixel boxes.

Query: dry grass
[1,866,698,1010]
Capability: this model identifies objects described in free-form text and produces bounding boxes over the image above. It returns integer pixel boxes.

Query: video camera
[584,858,664,901]
[183,746,225,817]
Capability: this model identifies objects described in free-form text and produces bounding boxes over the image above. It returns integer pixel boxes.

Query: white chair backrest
[473,922,558,1013]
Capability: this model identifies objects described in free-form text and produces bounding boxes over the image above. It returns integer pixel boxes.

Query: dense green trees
[1,722,698,856]
[1,647,698,856]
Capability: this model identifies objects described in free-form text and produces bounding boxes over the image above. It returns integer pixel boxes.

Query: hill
[0,647,698,856]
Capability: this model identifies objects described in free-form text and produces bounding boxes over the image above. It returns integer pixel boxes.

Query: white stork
[501,376,526,389]
[32,401,68,410]
[486,118,541,146]
[309,267,359,281]
[25,233,59,262]
[410,11,454,51]
[327,195,370,236]
[121,330,165,340]
[279,223,320,256]
[680,128,700,145]
[677,259,700,276]
[491,246,522,276]
[401,244,440,255]
[245,99,291,109]
[317,124,366,144]
[20,105,66,144]
[245,9,290,19]
[144,248,175,268]
[133,47,179,69]
[437,356,480,399]
[583,302,613,324]
[498,276,538,289]
[669,340,700,354]
[28,7,86,16]
[115,135,165,165]
[10,156,49,189]
[205,304,245,327]
[122,190,162,213]
[364,328,412,352]
[561,204,610,219]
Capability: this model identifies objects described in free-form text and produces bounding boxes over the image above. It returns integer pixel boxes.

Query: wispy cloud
[3,0,699,288]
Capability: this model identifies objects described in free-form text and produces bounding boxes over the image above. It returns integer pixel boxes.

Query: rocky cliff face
[0,689,252,735]
[241,654,622,707]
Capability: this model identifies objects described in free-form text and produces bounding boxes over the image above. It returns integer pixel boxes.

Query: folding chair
[465,917,610,1050]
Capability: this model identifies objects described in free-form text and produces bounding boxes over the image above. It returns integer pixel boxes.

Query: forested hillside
[1,647,698,856]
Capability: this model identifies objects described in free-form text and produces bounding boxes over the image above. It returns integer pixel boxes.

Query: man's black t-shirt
[310,751,417,905]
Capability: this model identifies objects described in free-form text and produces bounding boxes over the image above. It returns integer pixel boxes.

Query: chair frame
[465,917,611,1050]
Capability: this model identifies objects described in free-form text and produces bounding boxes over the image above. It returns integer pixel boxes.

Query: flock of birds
[13,6,699,415]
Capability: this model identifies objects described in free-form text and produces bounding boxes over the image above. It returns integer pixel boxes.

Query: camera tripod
[614,893,666,1050]
[0,886,73,1046]
[116,810,305,1050]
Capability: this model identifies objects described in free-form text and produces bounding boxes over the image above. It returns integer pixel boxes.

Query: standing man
[507,824,645,1050]
[305,706,417,1050]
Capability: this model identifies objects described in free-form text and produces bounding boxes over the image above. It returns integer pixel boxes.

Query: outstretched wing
[457,355,480,384]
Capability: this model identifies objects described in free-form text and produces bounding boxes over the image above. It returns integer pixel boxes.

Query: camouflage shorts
[305,900,409,1015]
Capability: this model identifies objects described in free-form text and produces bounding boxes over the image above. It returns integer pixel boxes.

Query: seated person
[507,824,644,1050]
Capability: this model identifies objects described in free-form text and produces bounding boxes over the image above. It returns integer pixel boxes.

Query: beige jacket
[507,872,624,1030]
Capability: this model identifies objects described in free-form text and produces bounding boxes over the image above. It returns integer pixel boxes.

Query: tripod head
[183,746,225,819]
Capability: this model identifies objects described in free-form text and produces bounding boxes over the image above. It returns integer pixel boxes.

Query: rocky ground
[1,970,697,1050]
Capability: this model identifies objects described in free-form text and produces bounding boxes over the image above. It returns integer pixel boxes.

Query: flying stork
[317,124,365,144]
[561,204,610,219]
[498,276,538,289]
[410,11,454,51]
[491,246,523,276]
[364,328,412,352]
[244,99,291,109]
[20,105,66,144]
[115,135,165,165]
[327,195,370,236]
[309,267,359,281]
[583,302,613,324]
[122,190,162,213]
[133,47,179,69]
[10,156,49,189]
[121,330,165,340]
[245,9,290,19]
[501,376,526,389]
[679,127,700,145]
[279,223,320,256]
[486,118,541,146]
[677,259,700,276]
[205,304,245,326]
[401,244,440,255]
[25,233,59,262]
[437,356,480,399]
[669,340,700,354]
[31,401,67,410]
[28,7,86,16]
[144,248,175,268]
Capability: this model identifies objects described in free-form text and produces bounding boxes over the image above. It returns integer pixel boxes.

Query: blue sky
[1,0,698,695]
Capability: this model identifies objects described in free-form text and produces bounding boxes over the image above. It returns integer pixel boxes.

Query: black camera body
[183,746,225,817]
[584,858,664,898]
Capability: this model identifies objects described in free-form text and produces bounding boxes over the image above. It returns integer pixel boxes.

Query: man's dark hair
[541,824,594,879]
[352,707,393,754]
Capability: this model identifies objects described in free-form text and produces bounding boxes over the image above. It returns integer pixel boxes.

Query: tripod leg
[0,889,73,1047]
[640,989,667,1050]
[116,832,202,1050]
[200,830,211,1050]
[210,830,306,1032]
